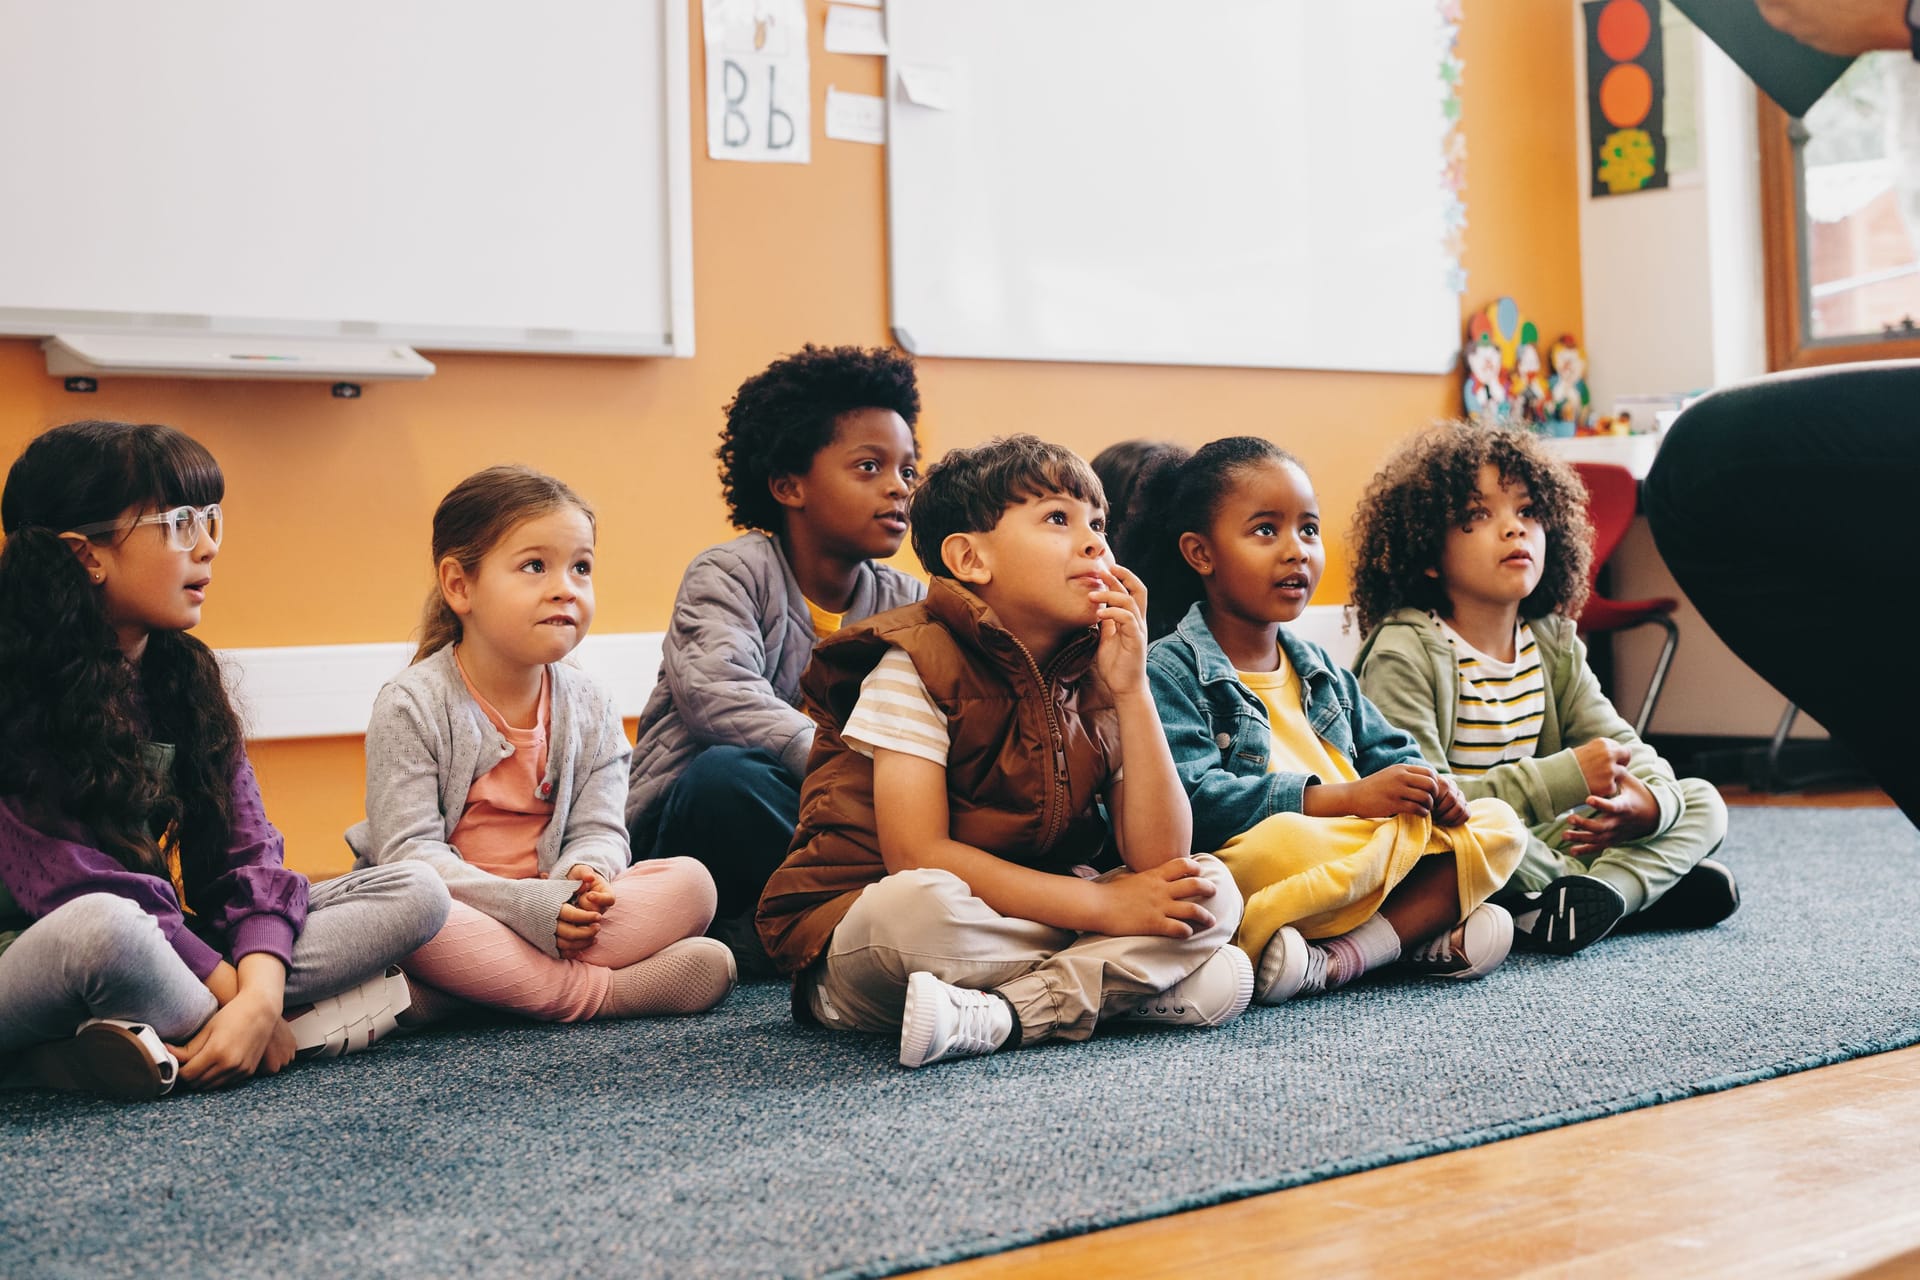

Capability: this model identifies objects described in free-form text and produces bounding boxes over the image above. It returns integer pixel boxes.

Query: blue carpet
[3,807,1917,1279]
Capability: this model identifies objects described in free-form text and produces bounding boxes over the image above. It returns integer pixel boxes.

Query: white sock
[1321,914,1403,985]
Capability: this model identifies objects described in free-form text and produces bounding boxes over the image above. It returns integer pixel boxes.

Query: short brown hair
[908,435,1105,579]
[1349,421,1593,636]
[415,465,595,662]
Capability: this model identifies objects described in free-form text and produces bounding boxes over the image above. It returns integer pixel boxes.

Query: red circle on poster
[1596,0,1651,62]
[1599,63,1654,127]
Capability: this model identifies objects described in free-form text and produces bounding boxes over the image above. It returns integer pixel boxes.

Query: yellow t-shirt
[805,597,846,638]
[1235,649,1358,784]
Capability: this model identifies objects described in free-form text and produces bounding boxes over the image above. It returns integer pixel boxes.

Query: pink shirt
[449,660,553,880]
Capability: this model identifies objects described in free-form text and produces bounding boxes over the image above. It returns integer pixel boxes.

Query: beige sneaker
[1403,902,1514,981]
[1122,945,1254,1027]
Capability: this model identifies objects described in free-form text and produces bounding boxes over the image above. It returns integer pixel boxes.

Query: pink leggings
[403,857,717,1022]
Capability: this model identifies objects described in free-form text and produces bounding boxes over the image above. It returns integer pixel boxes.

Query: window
[1761,53,1920,368]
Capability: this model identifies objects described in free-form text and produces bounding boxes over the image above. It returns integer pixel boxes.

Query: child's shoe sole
[18,1019,176,1100]
[1518,875,1627,955]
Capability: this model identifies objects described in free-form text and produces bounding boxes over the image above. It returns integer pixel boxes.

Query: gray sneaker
[1254,925,1329,1004]
[1122,945,1253,1027]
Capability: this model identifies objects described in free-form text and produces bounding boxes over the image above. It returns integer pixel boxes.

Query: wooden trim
[1760,93,1920,370]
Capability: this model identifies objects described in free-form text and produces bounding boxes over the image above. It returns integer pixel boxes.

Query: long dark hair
[0,421,242,886]
[1090,439,1183,551]
[1117,436,1303,640]
[416,465,595,663]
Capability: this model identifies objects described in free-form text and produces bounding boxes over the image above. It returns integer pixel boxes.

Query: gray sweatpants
[805,855,1242,1046]
[1510,776,1729,914]
[0,862,449,1059]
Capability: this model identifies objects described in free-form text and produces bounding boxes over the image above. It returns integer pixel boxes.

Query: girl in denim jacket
[1122,438,1527,1005]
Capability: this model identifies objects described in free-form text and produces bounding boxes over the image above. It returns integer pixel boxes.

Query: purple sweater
[0,751,307,979]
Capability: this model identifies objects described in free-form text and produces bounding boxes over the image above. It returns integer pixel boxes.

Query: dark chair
[1571,462,1679,737]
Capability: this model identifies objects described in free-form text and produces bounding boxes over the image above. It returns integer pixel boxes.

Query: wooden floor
[915,789,1919,1280]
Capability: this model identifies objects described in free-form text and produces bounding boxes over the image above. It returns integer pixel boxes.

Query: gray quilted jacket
[625,532,923,855]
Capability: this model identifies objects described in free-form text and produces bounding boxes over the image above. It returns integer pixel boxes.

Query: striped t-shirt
[1435,616,1545,776]
[843,647,952,765]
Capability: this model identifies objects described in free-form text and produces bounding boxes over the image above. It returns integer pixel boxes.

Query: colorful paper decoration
[1584,0,1667,197]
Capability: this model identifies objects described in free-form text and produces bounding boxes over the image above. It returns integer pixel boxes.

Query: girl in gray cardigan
[349,467,734,1023]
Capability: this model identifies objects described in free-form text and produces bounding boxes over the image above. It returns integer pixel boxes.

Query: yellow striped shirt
[1435,616,1545,776]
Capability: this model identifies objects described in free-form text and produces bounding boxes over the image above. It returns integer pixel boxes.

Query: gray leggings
[0,862,449,1054]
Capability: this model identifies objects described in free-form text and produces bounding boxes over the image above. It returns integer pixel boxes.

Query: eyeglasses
[69,504,223,552]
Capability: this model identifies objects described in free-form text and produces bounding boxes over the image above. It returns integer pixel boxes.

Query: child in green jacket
[1350,422,1736,954]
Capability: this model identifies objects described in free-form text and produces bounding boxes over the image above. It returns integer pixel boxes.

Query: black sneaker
[1510,874,1627,955]
[1624,859,1740,932]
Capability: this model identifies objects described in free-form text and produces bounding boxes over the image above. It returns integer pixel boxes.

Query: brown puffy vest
[755,578,1118,975]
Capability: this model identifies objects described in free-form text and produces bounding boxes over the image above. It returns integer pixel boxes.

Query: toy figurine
[1508,325,1548,426]
[1463,325,1509,425]
[1548,333,1591,432]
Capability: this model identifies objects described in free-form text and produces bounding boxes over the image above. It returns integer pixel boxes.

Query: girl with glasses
[0,420,451,1100]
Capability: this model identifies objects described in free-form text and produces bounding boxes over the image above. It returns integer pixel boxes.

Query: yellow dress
[1218,655,1526,959]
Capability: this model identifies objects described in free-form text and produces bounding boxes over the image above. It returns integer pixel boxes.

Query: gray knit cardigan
[346,645,631,957]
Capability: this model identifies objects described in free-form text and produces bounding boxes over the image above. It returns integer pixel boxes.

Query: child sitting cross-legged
[627,346,925,973]
[1123,438,1529,1005]
[1351,422,1735,954]
[756,435,1252,1069]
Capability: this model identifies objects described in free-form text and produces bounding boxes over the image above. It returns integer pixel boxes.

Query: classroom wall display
[884,0,1469,374]
[704,0,812,164]
[1584,0,1669,196]
[0,1,695,358]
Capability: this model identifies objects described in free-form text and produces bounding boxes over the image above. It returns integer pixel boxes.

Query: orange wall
[0,0,1579,874]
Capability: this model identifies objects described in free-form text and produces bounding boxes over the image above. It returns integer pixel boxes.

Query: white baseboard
[218,604,1356,742]
[219,633,664,742]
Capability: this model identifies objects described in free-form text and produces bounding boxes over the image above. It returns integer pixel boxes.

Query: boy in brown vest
[757,435,1253,1068]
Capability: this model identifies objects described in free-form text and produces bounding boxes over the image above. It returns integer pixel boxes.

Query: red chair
[1571,462,1679,738]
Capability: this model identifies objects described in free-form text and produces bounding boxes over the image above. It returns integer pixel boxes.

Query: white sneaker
[287,966,411,1059]
[1254,926,1329,1004]
[1403,902,1513,981]
[1122,945,1253,1028]
[898,972,1013,1069]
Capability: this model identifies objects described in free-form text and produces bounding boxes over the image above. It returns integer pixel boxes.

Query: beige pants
[805,855,1242,1046]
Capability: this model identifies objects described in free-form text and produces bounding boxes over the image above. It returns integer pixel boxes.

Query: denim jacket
[1145,602,1423,855]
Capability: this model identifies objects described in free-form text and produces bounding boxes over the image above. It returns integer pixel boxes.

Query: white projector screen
[885,0,1463,374]
[0,1,693,356]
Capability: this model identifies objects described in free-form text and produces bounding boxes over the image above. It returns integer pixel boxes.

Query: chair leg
[1760,700,1800,791]
[1630,614,1680,738]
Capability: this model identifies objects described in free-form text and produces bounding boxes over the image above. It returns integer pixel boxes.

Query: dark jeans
[1645,363,1920,824]
[653,745,801,923]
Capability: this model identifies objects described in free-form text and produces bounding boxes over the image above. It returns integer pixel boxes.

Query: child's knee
[837,868,971,954]
[645,855,720,928]
[389,863,454,950]
[1190,854,1245,936]
[1677,777,1729,842]
[45,894,168,979]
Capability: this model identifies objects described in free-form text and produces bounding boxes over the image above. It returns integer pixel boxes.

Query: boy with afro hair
[628,345,925,971]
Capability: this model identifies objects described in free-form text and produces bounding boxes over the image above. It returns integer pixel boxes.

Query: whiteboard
[885,0,1462,374]
[0,1,693,357]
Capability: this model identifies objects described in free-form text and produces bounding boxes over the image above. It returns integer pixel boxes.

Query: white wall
[1573,5,1823,740]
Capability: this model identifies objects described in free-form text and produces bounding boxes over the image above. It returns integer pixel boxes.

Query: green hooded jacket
[1352,607,1682,838]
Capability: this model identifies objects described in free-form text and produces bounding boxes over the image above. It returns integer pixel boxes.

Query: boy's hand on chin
[1090,563,1151,697]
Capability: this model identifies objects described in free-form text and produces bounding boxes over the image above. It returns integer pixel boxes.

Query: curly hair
[0,421,243,887]
[1116,436,1303,640]
[716,344,921,533]
[908,435,1104,579]
[1348,421,1593,637]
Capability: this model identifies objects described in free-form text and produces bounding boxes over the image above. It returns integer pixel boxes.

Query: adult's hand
[1757,0,1908,56]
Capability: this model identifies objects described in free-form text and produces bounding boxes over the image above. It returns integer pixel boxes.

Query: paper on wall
[824,5,888,55]
[825,86,886,145]
[703,0,811,163]
[895,62,957,111]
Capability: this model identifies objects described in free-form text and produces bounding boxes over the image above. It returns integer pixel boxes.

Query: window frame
[1759,91,1920,370]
